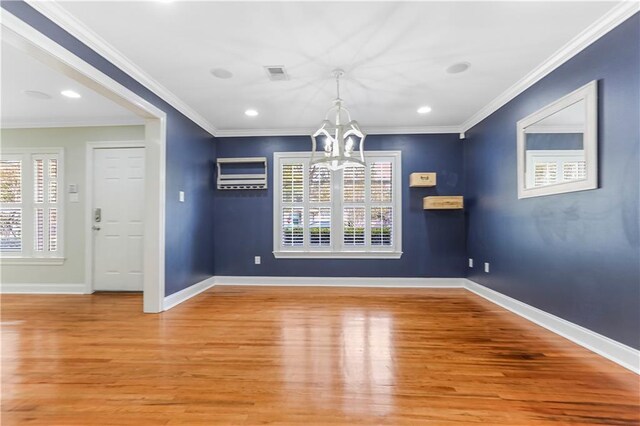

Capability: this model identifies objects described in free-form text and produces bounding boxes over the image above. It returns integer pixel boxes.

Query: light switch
[468,258,473,268]
[68,183,78,193]
[484,262,490,273]
[179,191,185,202]
[254,256,261,265]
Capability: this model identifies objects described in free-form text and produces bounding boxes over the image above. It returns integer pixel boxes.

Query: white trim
[1,8,167,313]
[24,0,217,137]
[214,276,465,288]
[18,1,639,138]
[84,141,146,295]
[1,117,145,129]
[163,276,216,311]
[517,80,597,199]
[465,279,640,375]
[216,126,461,138]
[0,257,65,266]
[461,1,639,133]
[273,151,402,258]
[0,283,86,294]
[273,251,403,259]
[524,124,585,134]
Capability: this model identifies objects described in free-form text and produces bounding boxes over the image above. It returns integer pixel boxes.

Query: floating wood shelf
[423,196,464,210]
[410,172,436,187]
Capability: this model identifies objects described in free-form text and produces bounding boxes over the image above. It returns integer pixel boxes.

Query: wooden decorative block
[409,172,436,187]
[423,196,464,210]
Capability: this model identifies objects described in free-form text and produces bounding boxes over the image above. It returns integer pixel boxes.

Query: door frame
[2,10,167,313]
[85,141,146,294]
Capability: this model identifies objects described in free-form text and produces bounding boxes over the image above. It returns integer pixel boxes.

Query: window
[0,148,64,263]
[274,151,401,258]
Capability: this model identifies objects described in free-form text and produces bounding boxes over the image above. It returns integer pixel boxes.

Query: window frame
[0,147,65,265]
[273,151,402,259]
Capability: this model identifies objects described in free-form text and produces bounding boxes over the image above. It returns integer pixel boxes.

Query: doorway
[2,11,167,312]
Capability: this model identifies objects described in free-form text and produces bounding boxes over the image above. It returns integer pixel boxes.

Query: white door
[92,147,145,291]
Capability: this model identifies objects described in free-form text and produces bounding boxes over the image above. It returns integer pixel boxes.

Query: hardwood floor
[1,286,638,425]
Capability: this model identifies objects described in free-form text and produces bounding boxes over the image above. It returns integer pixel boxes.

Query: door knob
[92,225,101,231]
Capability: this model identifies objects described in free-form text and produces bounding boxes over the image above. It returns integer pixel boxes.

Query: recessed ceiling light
[211,68,233,79]
[417,106,432,114]
[61,90,81,99]
[446,62,471,74]
[22,90,52,100]
[245,109,259,117]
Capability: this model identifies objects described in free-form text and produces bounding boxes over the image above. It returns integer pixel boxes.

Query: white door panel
[93,147,145,291]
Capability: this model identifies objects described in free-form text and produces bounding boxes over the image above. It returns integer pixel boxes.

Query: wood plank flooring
[1,286,638,425]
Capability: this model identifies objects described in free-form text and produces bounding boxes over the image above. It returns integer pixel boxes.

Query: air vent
[264,65,289,81]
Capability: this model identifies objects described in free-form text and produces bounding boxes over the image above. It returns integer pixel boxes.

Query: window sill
[0,257,66,266]
[273,251,402,259]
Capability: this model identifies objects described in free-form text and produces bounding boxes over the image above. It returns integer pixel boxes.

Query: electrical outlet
[468,258,473,268]
[254,256,261,265]
[179,191,185,202]
[484,262,490,273]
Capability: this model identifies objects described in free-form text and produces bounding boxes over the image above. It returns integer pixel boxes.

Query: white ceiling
[25,1,622,134]
[1,40,141,128]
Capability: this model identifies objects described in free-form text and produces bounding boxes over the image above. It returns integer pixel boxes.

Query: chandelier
[310,69,366,171]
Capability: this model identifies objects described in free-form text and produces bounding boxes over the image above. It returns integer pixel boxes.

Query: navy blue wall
[464,14,640,348]
[214,134,466,277]
[3,2,217,296]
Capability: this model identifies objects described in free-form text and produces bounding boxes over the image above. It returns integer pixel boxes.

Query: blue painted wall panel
[214,134,466,277]
[464,14,640,348]
[2,1,217,296]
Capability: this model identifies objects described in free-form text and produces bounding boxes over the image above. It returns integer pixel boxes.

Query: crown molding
[24,0,218,137]
[1,116,145,130]
[215,125,461,138]
[461,1,640,133]
[22,0,639,139]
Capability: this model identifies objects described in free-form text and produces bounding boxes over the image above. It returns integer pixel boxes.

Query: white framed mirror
[517,80,598,199]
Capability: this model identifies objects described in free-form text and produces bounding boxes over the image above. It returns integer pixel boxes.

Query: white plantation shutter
[369,162,393,247]
[563,161,586,182]
[309,168,331,247]
[0,208,22,252]
[371,207,392,246]
[0,149,63,259]
[274,152,401,258]
[282,164,304,203]
[534,162,558,187]
[343,166,365,202]
[343,206,365,246]
[370,162,392,202]
[282,207,303,247]
[309,207,331,247]
[1,158,23,252]
[309,168,331,203]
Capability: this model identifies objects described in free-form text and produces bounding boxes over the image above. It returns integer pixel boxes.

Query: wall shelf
[216,157,267,190]
[423,196,464,210]
[410,172,436,187]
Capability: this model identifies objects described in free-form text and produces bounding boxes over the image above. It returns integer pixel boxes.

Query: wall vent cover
[264,65,289,81]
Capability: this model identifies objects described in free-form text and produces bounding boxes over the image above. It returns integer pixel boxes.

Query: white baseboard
[213,276,466,288]
[0,283,86,294]
[465,279,639,374]
[162,276,216,311]
[3,275,636,374]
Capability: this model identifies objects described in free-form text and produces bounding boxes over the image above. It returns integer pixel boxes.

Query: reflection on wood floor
[1,286,639,425]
